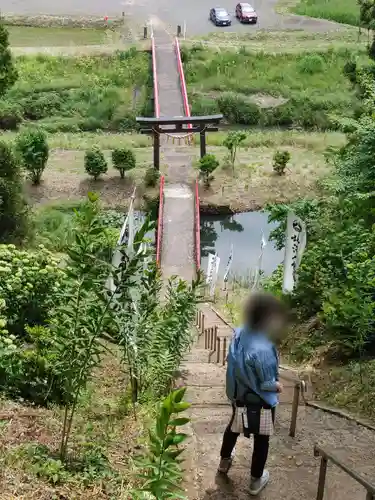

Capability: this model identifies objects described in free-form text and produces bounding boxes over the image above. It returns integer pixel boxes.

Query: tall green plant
[52,194,152,461]
[112,147,136,179]
[223,130,247,174]
[0,20,18,97]
[134,387,191,500]
[16,129,49,185]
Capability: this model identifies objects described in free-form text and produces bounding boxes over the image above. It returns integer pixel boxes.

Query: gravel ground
[2,0,344,36]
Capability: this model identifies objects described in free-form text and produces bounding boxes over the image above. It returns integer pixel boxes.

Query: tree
[0,140,28,242]
[0,20,18,97]
[223,131,247,173]
[111,147,136,179]
[16,129,49,185]
[198,154,219,188]
[84,147,108,180]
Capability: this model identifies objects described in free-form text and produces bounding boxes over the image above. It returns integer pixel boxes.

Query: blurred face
[264,313,287,342]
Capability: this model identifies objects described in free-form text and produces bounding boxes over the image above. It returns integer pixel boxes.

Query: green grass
[184,46,367,130]
[0,49,152,134]
[292,0,360,26]
[191,28,368,53]
[8,26,109,47]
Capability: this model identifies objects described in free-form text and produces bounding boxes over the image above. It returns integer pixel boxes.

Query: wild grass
[184,47,368,130]
[292,0,360,26]
[8,26,109,47]
[191,28,368,53]
[0,49,151,134]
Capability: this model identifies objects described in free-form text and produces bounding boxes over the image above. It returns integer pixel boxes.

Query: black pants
[220,406,275,479]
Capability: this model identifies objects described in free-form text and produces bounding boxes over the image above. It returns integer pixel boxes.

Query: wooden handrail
[314,445,375,500]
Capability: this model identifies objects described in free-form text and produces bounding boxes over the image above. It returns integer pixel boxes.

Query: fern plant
[133,387,191,499]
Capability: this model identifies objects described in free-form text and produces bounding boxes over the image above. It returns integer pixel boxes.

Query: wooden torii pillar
[136,114,223,170]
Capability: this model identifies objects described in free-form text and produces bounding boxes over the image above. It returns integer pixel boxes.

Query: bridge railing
[151,35,160,118]
[156,175,165,267]
[314,445,375,500]
[195,180,201,272]
[175,37,191,129]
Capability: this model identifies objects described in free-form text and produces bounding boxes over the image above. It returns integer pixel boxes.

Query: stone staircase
[180,304,375,499]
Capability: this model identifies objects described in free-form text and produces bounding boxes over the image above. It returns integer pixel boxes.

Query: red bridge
[151,31,200,282]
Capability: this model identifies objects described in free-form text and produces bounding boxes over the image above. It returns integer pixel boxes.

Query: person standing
[218,292,287,496]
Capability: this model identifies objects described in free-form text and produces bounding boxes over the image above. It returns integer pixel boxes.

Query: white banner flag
[206,253,217,284]
[210,256,220,297]
[252,231,267,290]
[282,212,306,293]
[223,244,234,283]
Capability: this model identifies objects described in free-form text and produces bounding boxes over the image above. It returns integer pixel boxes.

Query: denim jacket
[226,326,279,407]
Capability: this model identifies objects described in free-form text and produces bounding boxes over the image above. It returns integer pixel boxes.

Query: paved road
[3,0,343,35]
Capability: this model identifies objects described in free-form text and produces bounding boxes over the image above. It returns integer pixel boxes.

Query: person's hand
[275,381,283,393]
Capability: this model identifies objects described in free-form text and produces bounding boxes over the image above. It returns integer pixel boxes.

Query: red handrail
[156,175,165,266]
[195,180,201,270]
[151,36,160,118]
[175,37,191,129]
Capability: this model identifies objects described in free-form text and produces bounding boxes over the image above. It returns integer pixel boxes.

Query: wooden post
[153,131,160,170]
[289,383,301,438]
[204,328,208,349]
[201,314,205,335]
[200,129,206,158]
[316,456,328,500]
[214,326,218,349]
[222,337,227,365]
[216,337,221,363]
[177,25,182,37]
[366,492,374,500]
[143,26,148,39]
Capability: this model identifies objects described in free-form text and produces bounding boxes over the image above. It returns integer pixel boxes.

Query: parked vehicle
[235,2,258,23]
[209,7,232,26]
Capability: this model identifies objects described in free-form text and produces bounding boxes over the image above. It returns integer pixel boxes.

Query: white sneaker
[249,470,270,496]
[218,457,233,474]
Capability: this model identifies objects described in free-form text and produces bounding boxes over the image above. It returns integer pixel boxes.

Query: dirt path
[181,304,375,499]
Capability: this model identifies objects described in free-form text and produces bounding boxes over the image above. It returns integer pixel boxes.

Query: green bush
[0,244,65,337]
[0,141,28,243]
[16,128,49,184]
[111,147,136,179]
[0,100,22,130]
[218,93,261,125]
[191,95,219,116]
[0,22,18,97]
[273,150,291,175]
[84,147,108,180]
[198,153,219,188]
[21,92,64,120]
[144,167,160,187]
[297,54,325,74]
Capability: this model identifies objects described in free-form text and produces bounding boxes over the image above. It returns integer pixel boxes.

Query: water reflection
[200,211,283,278]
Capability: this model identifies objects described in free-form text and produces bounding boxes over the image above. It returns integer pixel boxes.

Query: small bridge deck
[153,30,196,282]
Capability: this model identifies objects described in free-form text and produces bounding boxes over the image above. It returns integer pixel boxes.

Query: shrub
[198,153,219,188]
[273,150,291,175]
[260,103,294,128]
[191,95,219,116]
[0,100,22,130]
[0,244,65,337]
[218,93,261,125]
[297,54,325,74]
[16,129,49,185]
[0,21,18,97]
[144,166,160,187]
[112,148,136,179]
[84,147,108,180]
[0,141,28,243]
[21,92,64,120]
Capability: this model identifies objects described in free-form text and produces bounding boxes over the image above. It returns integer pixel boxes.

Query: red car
[235,2,258,23]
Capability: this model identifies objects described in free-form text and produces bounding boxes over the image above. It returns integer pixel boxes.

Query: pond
[200,211,283,280]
